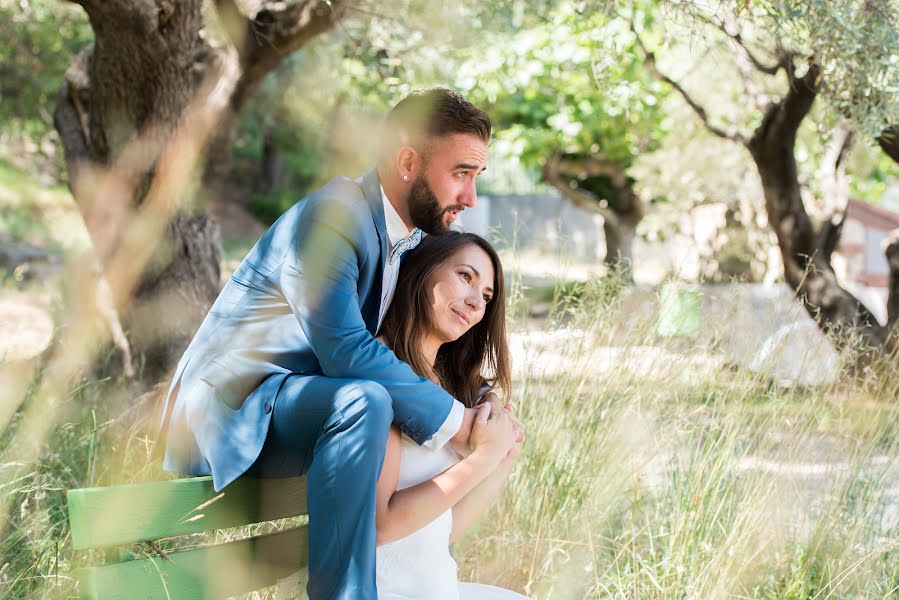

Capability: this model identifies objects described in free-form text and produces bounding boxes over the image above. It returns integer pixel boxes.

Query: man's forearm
[424,400,465,450]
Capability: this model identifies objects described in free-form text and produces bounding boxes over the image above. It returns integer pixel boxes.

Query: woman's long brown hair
[379,232,511,408]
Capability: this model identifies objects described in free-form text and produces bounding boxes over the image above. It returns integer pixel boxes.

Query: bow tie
[389,228,423,265]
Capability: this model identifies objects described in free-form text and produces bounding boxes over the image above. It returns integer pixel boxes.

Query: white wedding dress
[376,433,530,600]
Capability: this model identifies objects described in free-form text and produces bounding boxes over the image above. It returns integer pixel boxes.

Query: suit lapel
[361,168,388,264]
[360,168,387,336]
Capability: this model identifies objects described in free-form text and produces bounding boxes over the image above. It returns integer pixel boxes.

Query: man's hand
[478,391,525,444]
[450,407,478,457]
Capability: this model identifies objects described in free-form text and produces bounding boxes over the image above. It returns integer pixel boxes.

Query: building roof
[847,199,899,230]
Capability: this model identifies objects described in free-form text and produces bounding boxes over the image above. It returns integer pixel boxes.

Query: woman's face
[426,244,496,343]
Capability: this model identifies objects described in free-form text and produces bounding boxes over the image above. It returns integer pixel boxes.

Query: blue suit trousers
[246,375,393,600]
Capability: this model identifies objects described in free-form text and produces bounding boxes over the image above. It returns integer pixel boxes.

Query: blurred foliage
[0,0,895,253]
[757,0,899,140]
[458,2,668,192]
[847,145,898,204]
[234,0,561,222]
[0,159,89,252]
[0,0,91,136]
[668,0,898,141]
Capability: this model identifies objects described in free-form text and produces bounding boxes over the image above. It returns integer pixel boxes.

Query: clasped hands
[451,391,524,464]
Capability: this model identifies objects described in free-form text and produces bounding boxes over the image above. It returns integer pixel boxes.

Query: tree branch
[818,120,853,210]
[779,61,822,139]
[631,22,749,146]
[817,210,845,266]
[226,0,347,112]
[542,151,621,227]
[53,44,94,193]
[554,155,629,190]
[816,122,852,264]
[248,0,346,64]
[711,17,781,75]
[715,15,775,111]
[727,35,770,112]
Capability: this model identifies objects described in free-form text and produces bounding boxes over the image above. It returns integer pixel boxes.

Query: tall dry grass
[455,274,899,599]
[1,265,897,598]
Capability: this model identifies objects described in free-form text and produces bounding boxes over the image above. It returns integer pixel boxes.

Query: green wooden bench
[67,475,309,599]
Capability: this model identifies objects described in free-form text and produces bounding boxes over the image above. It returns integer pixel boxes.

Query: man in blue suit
[159,89,493,598]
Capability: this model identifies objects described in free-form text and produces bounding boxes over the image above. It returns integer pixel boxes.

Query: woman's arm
[375,404,512,546]
[449,439,521,543]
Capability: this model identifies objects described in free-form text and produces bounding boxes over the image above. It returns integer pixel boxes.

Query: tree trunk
[886,230,899,347]
[261,131,284,193]
[878,125,899,165]
[54,1,344,378]
[746,64,886,353]
[543,151,643,281]
[877,127,899,351]
[602,210,640,279]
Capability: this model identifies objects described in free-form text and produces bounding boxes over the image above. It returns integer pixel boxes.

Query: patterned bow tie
[389,228,423,265]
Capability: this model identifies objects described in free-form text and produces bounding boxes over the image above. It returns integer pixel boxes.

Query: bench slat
[77,525,308,600]
[68,476,307,550]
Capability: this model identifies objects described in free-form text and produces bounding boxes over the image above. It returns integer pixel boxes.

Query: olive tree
[632,0,899,356]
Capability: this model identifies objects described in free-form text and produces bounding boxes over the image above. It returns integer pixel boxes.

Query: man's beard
[408,175,462,235]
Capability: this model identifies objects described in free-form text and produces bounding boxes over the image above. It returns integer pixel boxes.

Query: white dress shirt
[378,186,464,450]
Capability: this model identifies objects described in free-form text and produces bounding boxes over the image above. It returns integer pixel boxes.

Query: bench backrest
[67,475,309,600]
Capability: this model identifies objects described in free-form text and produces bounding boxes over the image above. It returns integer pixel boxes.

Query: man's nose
[459,181,477,209]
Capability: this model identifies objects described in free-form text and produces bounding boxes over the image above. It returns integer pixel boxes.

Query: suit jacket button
[412,432,421,442]
[263,401,272,414]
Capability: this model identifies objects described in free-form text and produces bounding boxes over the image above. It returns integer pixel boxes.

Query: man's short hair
[381,88,491,159]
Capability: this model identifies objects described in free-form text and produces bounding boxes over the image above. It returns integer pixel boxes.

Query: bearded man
[158,89,493,599]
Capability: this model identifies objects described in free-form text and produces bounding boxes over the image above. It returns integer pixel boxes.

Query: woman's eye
[459,271,472,282]
[483,294,492,303]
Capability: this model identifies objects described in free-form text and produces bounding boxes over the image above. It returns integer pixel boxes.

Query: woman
[374,231,529,600]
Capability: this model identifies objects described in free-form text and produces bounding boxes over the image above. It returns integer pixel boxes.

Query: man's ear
[396,145,423,182]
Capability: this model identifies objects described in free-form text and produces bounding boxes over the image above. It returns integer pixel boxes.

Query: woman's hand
[499,434,523,475]
[468,403,515,463]
[478,391,525,444]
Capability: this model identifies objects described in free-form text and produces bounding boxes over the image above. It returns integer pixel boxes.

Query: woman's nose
[466,292,485,311]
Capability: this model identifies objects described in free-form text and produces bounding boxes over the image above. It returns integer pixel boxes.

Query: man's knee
[337,380,393,428]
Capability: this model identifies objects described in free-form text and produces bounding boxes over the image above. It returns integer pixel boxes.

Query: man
[159,88,512,599]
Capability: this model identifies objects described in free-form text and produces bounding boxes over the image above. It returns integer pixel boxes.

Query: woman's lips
[451,308,469,325]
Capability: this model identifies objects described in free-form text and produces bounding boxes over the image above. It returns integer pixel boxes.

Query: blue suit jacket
[160,169,456,491]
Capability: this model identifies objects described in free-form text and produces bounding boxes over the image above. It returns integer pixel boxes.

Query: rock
[0,294,54,361]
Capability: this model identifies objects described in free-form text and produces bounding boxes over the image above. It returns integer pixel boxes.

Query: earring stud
[403,175,409,182]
